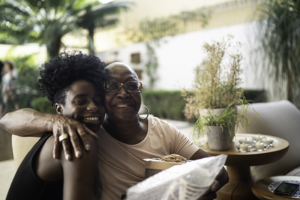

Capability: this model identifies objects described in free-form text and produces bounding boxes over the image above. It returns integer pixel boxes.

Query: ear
[55,103,63,115]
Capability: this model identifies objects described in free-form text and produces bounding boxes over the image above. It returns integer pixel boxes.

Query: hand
[198,167,229,200]
[52,115,98,160]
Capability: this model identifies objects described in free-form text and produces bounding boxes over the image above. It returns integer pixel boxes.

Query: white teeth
[83,117,99,121]
[117,105,128,107]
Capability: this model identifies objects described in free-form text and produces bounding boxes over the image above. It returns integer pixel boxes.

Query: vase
[206,126,231,151]
[199,108,236,150]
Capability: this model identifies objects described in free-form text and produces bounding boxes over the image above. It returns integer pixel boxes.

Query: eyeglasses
[104,80,142,92]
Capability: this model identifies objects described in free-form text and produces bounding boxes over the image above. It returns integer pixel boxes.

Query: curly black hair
[38,51,106,105]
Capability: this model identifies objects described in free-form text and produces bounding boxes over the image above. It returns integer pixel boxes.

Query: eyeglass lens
[105,81,141,92]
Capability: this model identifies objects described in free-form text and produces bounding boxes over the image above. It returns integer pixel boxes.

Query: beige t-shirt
[97,116,199,200]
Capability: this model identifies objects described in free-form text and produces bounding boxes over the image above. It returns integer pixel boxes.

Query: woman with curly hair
[6,51,106,200]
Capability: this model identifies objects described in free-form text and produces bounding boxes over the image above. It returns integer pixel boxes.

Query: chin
[87,125,101,133]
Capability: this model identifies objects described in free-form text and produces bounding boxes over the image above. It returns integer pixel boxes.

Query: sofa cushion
[237,100,300,181]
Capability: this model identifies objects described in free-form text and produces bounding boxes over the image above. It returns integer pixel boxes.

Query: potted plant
[182,35,255,151]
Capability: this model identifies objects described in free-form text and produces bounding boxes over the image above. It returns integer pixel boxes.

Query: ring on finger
[59,134,69,142]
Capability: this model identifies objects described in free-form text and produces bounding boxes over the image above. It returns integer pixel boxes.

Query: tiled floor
[0,120,194,199]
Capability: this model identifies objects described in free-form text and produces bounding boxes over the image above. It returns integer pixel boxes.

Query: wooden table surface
[252,176,300,200]
[202,133,290,200]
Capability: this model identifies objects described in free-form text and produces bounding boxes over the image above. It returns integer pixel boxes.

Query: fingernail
[66,154,71,161]
[85,144,90,151]
[76,151,82,158]
[53,154,57,159]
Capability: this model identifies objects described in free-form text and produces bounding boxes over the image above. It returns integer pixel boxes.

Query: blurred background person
[2,61,19,114]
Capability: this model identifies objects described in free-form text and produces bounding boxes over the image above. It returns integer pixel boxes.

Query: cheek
[65,107,82,119]
[99,106,106,117]
[104,94,114,109]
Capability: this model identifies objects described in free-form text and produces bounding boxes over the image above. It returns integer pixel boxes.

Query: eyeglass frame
[103,80,143,92]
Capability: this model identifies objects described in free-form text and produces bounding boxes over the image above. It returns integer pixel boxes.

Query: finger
[210,180,221,192]
[53,129,60,159]
[83,124,98,139]
[77,126,91,151]
[68,127,83,158]
[62,140,72,161]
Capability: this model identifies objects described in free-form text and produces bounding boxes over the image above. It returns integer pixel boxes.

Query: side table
[252,176,300,200]
[202,133,289,200]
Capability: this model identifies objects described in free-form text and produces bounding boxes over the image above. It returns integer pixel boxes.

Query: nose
[87,101,99,112]
[117,86,130,99]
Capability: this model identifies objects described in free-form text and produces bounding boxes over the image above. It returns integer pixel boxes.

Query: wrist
[44,113,61,132]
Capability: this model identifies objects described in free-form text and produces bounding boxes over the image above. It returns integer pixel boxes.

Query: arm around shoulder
[0,108,59,137]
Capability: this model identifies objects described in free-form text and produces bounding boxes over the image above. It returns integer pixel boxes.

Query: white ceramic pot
[206,126,231,151]
[199,108,236,150]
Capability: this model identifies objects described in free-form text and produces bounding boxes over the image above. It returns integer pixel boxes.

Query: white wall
[96,22,287,102]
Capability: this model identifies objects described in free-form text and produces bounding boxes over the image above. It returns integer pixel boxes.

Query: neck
[102,115,147,144]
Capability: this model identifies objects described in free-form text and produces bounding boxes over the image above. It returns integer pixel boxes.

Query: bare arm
[36,135,99,200]
[0,108,56,137]
[0,108,98,160]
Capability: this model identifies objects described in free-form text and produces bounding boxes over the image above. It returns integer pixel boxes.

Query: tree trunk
[88,24,95,55]
[47,36,62,60]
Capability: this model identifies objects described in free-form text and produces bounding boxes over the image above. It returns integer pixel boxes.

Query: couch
[236,100,300,180]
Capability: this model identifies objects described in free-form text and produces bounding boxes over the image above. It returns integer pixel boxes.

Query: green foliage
[124,8,211,43]
[255,0,300,107]
[32,97,56,114]
[141,90,186,121]
[123,7,210,89]
[182,35,258,139]
[144,43,158,89]
[243,89,266,103]
[182,35,244,119]
[0,0,130,58]
[141,89,264,122]
[193,98,255,138]
[1,50,40,111]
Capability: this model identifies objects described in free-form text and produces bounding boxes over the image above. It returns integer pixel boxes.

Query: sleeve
[168,123,199,160]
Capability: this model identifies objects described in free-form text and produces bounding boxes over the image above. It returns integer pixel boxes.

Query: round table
[252,176,300,200]
[202,133,289,200]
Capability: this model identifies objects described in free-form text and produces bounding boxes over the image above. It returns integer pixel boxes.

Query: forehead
[106,63,138,81]
[66,80,96,97]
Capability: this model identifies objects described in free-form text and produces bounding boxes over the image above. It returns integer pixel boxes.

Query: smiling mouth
[116,105,130,108]
[82,117,100,121]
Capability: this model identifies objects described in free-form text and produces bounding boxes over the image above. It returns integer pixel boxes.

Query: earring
[138,105,149,120]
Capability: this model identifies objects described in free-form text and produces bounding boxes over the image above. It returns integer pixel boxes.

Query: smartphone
[274,182,299,196]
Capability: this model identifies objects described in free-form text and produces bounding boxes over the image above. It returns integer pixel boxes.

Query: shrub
[32,97,56,114]
[142,89,266,122]
[142,90,186,121]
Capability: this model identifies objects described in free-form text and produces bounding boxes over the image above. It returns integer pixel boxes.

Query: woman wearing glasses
[1,62,228,200]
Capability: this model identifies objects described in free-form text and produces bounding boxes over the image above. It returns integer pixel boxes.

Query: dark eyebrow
[73,94,88,98]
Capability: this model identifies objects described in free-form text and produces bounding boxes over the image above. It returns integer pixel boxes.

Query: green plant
[192,99,253,139]
[0,0,130,58]
[141,90,187,121]
[182,35,257,139]
[144,43,158,89]
[255,0,300,108]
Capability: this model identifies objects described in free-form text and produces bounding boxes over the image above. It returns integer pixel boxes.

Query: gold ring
[59,134,69,142]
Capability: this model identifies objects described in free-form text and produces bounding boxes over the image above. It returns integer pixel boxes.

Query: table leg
[216,166,259,200]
